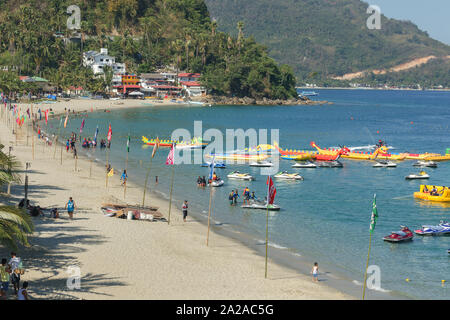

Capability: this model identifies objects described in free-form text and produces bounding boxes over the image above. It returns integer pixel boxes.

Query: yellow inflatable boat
[414,185,450,202]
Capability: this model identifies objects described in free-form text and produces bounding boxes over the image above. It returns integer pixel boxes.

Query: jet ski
[202,162,226,168]
[413,160,437,168]
[292,161,317,168]
[405,171,430,180]
[209,179,224,187]
[414,221,450,236]
[249,160,273,167]
[316,160,343,168]
[227,171,255,180]
[373,160,397,168]
[274,171,304,180]
[383,226,414,242]
[241,199,280,211]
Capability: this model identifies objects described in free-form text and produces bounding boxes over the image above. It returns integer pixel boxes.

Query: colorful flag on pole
[107,124,112,142]
[127,134,131,153]
[107,168,114,177]
[80,119,85,133]
[94,125,99,143]
[151,137,160,158]
[266,176,277,205]
[165,144,175,165]
[208,155,215,180]
[64,113,69,128]
[369,194,378,234]
[45,109,49,125]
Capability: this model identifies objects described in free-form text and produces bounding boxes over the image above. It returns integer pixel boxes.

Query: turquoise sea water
[51,90,450,299]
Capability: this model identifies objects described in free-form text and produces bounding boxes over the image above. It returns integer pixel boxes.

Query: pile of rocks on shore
[200,95,328,106]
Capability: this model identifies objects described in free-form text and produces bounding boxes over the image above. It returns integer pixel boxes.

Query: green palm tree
[0,206,34,250]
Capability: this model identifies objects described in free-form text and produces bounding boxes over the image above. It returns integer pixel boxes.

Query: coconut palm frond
[0,206,34,249]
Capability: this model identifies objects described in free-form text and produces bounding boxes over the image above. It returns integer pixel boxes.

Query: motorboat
[383,226,414,242]
[227,171,255,180]
[202,162,226,168]
[209,179,224,187]
[373,160,397,168]
[241,199,280,211]
[413,160,437,168]
[292,161,317,168]
[249,160,273,167]
[414,221,450,236]
[405,171,430,180]
[316,160,343,168]
[274,171,304,180]
[300,91,318,97]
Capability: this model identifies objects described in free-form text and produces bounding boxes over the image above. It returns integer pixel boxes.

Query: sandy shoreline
[0,99,355,300]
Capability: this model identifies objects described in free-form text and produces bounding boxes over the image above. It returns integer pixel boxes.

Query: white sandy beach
[0,99,352,300]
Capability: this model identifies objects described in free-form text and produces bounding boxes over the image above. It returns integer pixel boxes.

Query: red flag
[165,144,174,165]
[266,176,277,205]
[45,109,49,125]
[107,124,112,142]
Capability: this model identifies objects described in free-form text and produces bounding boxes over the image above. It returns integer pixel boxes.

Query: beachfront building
[113,74,142,96]
[180,81,206,97]
[178,73,201,82]
[82,48,126,75]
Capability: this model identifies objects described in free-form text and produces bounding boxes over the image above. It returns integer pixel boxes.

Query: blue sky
[365,0,450,45]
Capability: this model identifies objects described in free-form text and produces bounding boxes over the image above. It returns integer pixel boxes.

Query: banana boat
[414,185,450,202]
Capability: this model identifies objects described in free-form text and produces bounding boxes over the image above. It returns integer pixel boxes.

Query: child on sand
[311,262,319,282]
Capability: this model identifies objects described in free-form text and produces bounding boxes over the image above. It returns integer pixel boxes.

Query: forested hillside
[0,0,297,99]
[205,0,450,87]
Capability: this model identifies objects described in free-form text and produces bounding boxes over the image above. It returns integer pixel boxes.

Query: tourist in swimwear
[65,197,76,220]
[120,170,128,186]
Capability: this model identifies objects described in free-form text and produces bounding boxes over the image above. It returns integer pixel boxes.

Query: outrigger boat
[241,199,280,211]
[414,221,450,236]
[383,226,414,242]
[274,171,304,180]
[142,136,208,149]
[227,171,255,180]
[405,171,429,180]
[414,185,450,202]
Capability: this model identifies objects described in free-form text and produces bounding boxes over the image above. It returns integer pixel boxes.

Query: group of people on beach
[0,252,29,300]
[228,188,257,206]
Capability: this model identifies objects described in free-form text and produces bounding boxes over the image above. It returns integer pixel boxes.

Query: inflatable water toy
[281,154,313,161]
[206,153,269,161]
[209,180,224,187]
[414,185,450,202]
[413,160,437,168]
[414,221,450,236]
[383,226,414,242]
[227,171,255,180]
[405,171,429,180]
[274,171,304,180]
[292,161,317,168]
[142,136,207,149]
[249,161,273,167]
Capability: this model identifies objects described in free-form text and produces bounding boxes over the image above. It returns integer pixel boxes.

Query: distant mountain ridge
[205,0,450,87]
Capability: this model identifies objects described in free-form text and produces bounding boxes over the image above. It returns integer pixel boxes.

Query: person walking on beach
[182,200,188,222]
[65,197,76,220]
[311,262,319,282]
[0,258,11,300]
[66,140,70,152]
[9,252,21,295]
[120,170,127,186]
[17,281,29,300]
[155,176,158,184]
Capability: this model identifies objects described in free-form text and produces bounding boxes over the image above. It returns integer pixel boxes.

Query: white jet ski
[413,160,437,168]
[274,171,304,180]
[241,199,280,211]
[373,160,397,168]
[209,179,224,187]
[227,171,255,180]
[292,161,317,168]
[249,160,273,167]
[405,171,430,180]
